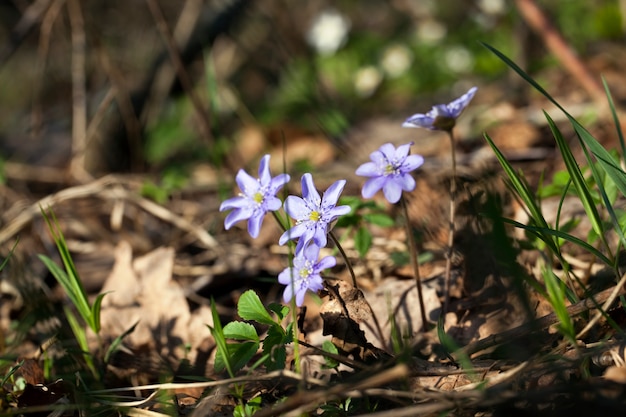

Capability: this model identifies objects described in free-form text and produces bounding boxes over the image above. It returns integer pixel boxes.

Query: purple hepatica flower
[402,86,477,132]
[356,142,424,204]
[278,243,334,306]
[219,154,290,238]
[279,173,351,253]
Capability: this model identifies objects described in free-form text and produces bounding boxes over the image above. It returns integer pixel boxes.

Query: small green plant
[483,43,626,342]
[37,208,108,379]
[210,290,293,375]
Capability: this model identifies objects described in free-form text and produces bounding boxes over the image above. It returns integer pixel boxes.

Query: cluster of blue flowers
[220,87,477,306]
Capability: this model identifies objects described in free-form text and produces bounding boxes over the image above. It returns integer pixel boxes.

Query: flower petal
[311,227,328,248]
[382,180,403,204]
[283,196,309,219]
[279,222,307,245]
[235,169,259,196]
[362,176,387,199]
[394,142,413,161]
[224,207,253,230]
[322,179,346,207]
[447,86,477,117]
[265,195,282,211]
[402,154,424,172]
[303,243,321,262]
[270,173,290,192]
[301,173,321,207]
[378,143,396,159]
[355,161,380,177]
[316,255,336,271]
[278,267,297,285]
[307,274,324,294]
[402,113,435,129]
[282,283,295,304]
[247,212,264,238]
[258,154,271,185]
[219,196,247,211]
[399,173,416,192]
[327,205,351,218]
[294,286,307,306]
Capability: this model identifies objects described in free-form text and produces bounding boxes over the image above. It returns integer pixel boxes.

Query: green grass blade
[104,320,139,364]
[0,238,18,272]
[501,218,613,267]
[484,133,559,255]
[542,267,575,342]
[64,307,98,379]
[544,111,608,252]
[602,76,626,162]
[38,254,92,322]
[483,43,626,199]
[209,298,235,377]
[571,121,626,201]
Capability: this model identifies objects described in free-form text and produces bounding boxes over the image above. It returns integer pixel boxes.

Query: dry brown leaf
[97,242,211,364]
[320,280,390,362]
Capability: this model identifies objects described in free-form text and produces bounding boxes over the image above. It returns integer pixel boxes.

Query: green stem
[291,298,301,375]
[329,230,358,289]
[400,195,428,333]
[443,130,457,315]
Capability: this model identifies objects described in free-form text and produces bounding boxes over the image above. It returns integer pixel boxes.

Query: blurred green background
[0,0,622,180]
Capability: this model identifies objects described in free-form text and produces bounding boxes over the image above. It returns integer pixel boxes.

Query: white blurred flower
[416,19,447,45]
[477,0,506,15]
[381,44,413,78]
[307,9,351,55]
[444,46,474,73]
[354,66,382,97]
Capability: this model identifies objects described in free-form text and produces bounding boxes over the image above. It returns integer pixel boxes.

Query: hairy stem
[329,230,358,289]
[400,195,428,333]
[443,130,457,315]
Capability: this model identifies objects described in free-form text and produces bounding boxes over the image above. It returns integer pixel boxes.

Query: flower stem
[290,299,302,375]
[443,130,457,315]
[329,230,358,289]
[400,195,428,333]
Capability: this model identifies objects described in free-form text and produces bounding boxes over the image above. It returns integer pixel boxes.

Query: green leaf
[363,212,395,227]
[263,324,288,370]
[237,290,276,326]
[223,321,260,342]
[104,321,139,363]
[267,303,290,321]
[209,299,234,377]
[354,226,372,258]
[322,340,339,369]
[214,341,259,374]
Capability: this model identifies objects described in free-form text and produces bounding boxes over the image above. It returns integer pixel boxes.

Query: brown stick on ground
[514,0,606,105]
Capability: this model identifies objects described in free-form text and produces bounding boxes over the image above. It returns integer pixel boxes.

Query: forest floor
[3,1,626,416]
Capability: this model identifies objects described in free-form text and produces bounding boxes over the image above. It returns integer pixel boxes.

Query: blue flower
[219,155,290,238]
[279,173,351,253]
[278,243,334,306]
[355,142,424,204]
[402,86,477,131]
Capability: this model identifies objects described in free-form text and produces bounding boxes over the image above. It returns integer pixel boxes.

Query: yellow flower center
[385,164,395,175]
[253,192,264,204]
[299,268,310,278]
[309,211,321,221]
